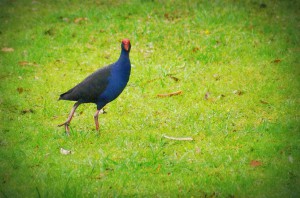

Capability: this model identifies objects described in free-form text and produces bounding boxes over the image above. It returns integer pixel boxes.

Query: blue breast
[97,54,131,106]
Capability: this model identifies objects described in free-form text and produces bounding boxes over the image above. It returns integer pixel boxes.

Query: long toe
[58,122,69,127]
[58,123,65,127]
[65,125,70,135]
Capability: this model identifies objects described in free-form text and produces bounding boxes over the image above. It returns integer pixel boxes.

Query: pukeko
[58,39,131,134]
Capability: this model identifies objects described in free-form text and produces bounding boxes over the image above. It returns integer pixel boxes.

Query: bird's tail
[58,87,78,101]
[59,92,68,100]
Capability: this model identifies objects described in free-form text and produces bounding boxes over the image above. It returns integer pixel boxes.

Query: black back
[59,65,112,103]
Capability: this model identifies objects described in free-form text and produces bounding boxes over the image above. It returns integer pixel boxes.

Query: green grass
[0,0,299,197]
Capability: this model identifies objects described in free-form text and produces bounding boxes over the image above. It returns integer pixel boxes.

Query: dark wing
[59,65,112,103]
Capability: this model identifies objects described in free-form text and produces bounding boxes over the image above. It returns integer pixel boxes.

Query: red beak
[122,39,130,51]
[124,44,129,51]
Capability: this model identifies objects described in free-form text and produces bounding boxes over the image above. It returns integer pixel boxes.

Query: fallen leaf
[233,90,243,95]
[164,13,169,19]
[213,74,220,81]
[18,61,29,66]
[272,59,281,63]
[250,160,262,167]
[156,164,161,172]
[192,47,200,52]
[74,17,88,23]
[260,100,269,104]
[162,134,193,141]
[17,87,24,94]
[2,47,14,52]
[157,90,182,98]
[217,94,225,99]
[60,148,72,155]
[44,28,55,36]
[95,173,106,179]
[169,76,179,81]
[204,92,210,100]
[195,147,201,154]
[21,109,35,114]
[166,74,180,81]
[18,61,38,67]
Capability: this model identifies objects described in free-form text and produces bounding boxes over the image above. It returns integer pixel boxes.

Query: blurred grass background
[0,0,299,197]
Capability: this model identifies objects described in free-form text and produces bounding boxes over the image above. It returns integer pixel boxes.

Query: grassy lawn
[0,0,299,197]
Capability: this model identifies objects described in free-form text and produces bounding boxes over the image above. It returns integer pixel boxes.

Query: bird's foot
[58,122,67,127]
[58,122,70,135]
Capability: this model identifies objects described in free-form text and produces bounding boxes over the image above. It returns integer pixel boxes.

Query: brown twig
[157,90,182,98]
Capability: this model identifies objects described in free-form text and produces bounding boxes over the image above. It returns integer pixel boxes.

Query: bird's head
[122,39,131,52]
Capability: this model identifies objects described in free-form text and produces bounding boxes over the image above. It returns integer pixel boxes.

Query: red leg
[58,102,81,134]
[94,109,101,131]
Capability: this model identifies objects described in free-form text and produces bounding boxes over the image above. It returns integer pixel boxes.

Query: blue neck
[116,49,130,67]
[120,48,129,59]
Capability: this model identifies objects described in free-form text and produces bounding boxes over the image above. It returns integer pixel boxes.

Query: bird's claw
[58,123,66,127]
[58,122,70,135]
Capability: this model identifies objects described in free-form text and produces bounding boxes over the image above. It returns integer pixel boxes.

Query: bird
[58,39,131,134]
